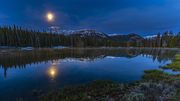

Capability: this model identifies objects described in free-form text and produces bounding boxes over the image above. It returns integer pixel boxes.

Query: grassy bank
[161,54,180,71]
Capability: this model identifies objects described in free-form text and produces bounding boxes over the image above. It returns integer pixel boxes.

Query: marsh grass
[174,90,180,101]
[161,54,180,71]
[142,70,171,82]
[40,80,131,101]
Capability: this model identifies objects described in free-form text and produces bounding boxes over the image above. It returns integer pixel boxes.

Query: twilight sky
[0,0,180,36]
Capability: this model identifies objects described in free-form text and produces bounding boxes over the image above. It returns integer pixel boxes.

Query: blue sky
[0,0,180,36]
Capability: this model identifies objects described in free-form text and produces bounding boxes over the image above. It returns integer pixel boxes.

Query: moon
[46,12,54,22]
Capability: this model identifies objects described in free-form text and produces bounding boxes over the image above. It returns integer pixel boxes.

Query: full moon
[46,12,54,22]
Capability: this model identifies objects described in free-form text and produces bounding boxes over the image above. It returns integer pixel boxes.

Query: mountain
[59,29,144,42]
[109,33,144,42]
[60,29,109,39]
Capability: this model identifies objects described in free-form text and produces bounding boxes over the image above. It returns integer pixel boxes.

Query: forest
[0,26,180,48]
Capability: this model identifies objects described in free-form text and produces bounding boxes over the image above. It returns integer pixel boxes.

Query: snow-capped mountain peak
[59,29,109,38]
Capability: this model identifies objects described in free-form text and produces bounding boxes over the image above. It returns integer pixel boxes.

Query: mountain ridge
[59,29,144,42]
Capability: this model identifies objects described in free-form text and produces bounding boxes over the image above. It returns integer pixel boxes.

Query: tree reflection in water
[0,48,179,78]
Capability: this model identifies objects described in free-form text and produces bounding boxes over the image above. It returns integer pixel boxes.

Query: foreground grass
[161,54,180,71]
[39,70,180,101]
[40,81,131,101]
[174,91,180,101]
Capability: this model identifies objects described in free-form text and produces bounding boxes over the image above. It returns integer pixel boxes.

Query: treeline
[0,26,65,47]
[143,32,180,48]
[110,32,180,48]
[0,26,112,47]
[0,26,180,47]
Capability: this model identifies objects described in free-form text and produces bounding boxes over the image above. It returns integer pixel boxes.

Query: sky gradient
[0,0,180,36]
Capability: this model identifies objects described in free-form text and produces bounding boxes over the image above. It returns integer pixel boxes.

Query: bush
[123,82,176,101]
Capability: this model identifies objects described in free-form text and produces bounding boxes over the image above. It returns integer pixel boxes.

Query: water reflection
[0,48,179,78]
[47,62,58,80]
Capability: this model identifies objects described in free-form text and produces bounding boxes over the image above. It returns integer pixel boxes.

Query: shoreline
[0,47,180,54]
[0,46,180,50]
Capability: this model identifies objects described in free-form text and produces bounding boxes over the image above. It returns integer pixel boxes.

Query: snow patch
[144,35,158,39]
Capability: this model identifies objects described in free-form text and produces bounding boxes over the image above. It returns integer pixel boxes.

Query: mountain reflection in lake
[0,48,179,100]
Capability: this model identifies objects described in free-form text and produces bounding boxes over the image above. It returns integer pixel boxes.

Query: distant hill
[109,33,144,42]
[60,29,144,43]
[60,29,110,39]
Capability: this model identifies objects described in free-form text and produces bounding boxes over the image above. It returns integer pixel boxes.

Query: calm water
[0,48,179,100]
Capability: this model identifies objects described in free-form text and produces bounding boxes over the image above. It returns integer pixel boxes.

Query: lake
[0,48,179,101]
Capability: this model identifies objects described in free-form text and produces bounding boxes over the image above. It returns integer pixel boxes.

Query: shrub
[123,82,176,101]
